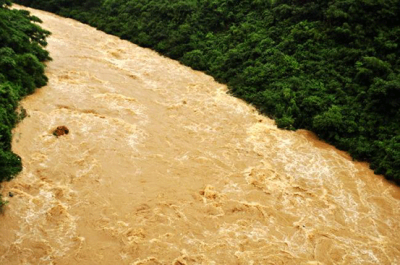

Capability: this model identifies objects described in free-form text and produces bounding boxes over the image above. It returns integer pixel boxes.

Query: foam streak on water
[1,5,400,265]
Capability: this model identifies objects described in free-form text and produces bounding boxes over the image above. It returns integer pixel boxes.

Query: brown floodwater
[1,5,400,265]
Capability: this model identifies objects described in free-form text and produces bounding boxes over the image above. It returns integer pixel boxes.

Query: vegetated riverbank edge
[12,0,400,183]
[0,1,50,207]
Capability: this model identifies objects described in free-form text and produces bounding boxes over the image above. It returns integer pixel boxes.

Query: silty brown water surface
[1,5,400,265]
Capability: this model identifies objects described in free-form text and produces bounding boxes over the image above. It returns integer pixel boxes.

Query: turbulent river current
[1,5,400,265]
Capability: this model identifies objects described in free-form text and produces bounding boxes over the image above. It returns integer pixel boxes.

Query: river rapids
[1,5,400,265]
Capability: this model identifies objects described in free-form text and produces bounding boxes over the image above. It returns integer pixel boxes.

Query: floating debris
[53,126,69,137]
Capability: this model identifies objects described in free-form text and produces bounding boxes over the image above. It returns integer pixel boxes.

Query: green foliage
[0,2,50,188]
[15,0,400,181]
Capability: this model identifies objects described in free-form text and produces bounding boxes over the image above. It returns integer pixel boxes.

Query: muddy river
[1,5,400,265]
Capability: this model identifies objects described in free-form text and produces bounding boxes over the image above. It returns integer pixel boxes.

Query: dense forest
[0,0,50,205]
[13,0,400,182]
